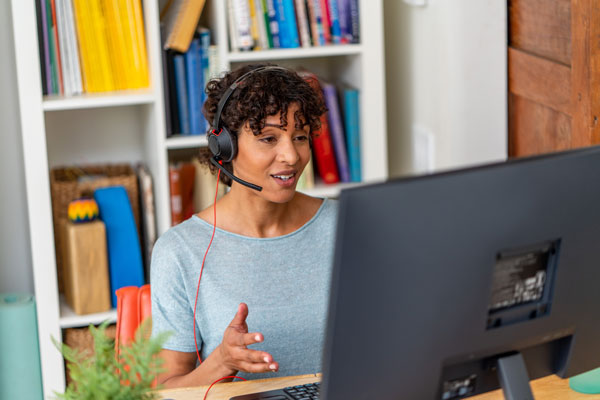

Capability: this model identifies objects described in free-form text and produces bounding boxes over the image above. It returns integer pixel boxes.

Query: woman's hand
[218,303,279,374]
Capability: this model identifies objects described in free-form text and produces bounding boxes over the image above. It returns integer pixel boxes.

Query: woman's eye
[260,136,276,143]
[294,135,309,142]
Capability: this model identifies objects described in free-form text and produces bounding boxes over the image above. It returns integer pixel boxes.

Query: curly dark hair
[199,64,327,186]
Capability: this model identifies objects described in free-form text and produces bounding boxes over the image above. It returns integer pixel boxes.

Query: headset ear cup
[219,127,236,162]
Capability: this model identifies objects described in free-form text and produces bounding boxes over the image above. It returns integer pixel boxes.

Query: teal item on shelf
[0,293,43,399]
[570,367,600,394]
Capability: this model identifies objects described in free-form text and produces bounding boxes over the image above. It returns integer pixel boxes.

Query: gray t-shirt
[151,198,338,380]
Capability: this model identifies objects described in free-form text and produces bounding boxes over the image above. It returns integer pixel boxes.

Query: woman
[151,64,338,388]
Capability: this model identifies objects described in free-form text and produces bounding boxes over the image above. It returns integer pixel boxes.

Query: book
[89,0,115,91]
[294,0,312,47]
[275,0,300,48]
[136,164,157,283]
[179,162,196,220]
[161,0,207,53]
[299,71,340,184]
[261,0,275,48]
[46,0,59,94]
[130,0,150,88]
[173,54,191,134]
[63,0,83,94]
[327,0,342,44]
[264,0,281,48]
[342,86,361,182]
[308,0,326,46]
[36,0,51,95]
[318,0,331,44]
[50,0,65,94]
[253,0,270,49]
[348,0,359,43]
[322,81,351,182]
[248,0,261,49]
[337,0,349,44]
[185,38,203,135]
[169,164,183,225]
[230,0,254,50]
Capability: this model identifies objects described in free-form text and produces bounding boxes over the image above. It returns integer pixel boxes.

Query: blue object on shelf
[94,186,144,307]
[570,367,600,394]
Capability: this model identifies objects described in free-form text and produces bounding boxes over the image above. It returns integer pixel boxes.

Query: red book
[169,164,183,225]
[299,71,340,184]
[179,162,196,220]
[319,0,332,44]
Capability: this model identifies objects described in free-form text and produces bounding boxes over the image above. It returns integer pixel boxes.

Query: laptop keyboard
[282,382,320,399]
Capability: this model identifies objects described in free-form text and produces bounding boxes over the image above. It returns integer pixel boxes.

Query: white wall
[384,0,507,176]
[0,0,34,294]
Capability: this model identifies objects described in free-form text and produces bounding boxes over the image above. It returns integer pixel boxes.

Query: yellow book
[117,0,138,88]
[101,0,125,90]
[162,0,207,53]
[72,0,92,92]
[248,0,261,50]
[89,0,115,91]
[79,0,102,92]
[130,0,150,88]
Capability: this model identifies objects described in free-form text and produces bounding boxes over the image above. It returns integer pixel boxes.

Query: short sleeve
[150,232,202,352]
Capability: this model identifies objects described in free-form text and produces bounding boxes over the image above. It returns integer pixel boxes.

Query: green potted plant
[53,320,170,400]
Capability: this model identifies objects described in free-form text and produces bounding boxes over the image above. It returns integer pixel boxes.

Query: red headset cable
[192,167,247,398]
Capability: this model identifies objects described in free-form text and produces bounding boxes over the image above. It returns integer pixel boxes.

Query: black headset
[207,66,289,192]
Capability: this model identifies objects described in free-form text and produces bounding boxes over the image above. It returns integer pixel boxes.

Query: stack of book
[163,28,218,137]
[35,0,150,96]
[228,0,360,51]
[300,71,361,185]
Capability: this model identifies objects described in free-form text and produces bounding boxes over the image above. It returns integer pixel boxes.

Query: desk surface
[155,373,600,400]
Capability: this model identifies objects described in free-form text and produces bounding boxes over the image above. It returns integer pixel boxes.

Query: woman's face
[232,102,311,203]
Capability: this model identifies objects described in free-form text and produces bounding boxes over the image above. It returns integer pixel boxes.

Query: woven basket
[63,324,117,385]
[50,164,140,293]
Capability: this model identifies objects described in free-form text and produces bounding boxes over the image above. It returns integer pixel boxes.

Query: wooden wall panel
[509,94,572,157]
[509,0,571,65]
[508,47,571,115]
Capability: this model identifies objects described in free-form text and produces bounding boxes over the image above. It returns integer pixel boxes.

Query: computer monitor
[321,146,600,400]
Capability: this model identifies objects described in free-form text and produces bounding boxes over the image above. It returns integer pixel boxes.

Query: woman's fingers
[236,360,279,373]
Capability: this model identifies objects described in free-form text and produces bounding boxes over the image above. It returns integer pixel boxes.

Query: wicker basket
[50,164,140,293]
[63,324,117,385]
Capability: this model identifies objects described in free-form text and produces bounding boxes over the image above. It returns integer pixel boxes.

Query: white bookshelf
[11,0,387,396]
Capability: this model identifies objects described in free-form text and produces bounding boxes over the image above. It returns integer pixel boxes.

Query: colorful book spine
[199,28,211,133]
[305,0,320,46]
[299,72,340,184]
[185,38,202,135]
[348,0,359,43]
[294,0,312,47]
[343,87,361,182]
[46,0,59,94]
[275,0,300,48]
[253,0,270,49]
[310,0,326,46]
[50,0,65,94]
[322,81,351,182]
[174,54,191,134]
[55,0,72,95]
[130,0,150,89]
[248,0,261,49]
[327,0,342,44]
[337,0,350,44]
[231,0,254,50]
[318,0,331,44]
[261,0,275,48]
[265,0,281,48]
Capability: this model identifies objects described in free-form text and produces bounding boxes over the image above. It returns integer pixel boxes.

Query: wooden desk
[155,373,600,400]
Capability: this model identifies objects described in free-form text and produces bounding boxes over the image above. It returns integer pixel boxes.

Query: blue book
[94,186,145,308]
[185,38,202,135]
[322,82,351,182]
[265,0,281,48]
[348,0,359,43]
[199,28,211,133]
[328,0,342,44]
[173,54,190,135]
[275,0,300,48]
[343,87,361,182]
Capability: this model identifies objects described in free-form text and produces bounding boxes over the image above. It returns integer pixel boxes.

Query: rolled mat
[0,294,43,399]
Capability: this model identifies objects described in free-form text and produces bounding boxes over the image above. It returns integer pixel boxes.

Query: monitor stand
[497,353,535,400]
